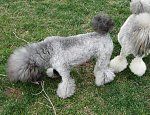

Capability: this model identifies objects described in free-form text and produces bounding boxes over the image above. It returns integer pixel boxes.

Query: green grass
[0,0,150,114]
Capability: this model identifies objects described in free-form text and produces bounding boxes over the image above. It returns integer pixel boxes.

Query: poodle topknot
[7,13,115,99]
[110,0,150,76]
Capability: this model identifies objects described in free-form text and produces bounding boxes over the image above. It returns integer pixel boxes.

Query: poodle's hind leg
[56,67,75,99]
[129,56,146,76]
[94,52,115,86]
[110,48,129,73]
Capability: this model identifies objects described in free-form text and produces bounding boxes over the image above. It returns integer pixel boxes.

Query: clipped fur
[130,0,150,14]
[7,13,115,98]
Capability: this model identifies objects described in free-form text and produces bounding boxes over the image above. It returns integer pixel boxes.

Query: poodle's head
[130,0,150,14]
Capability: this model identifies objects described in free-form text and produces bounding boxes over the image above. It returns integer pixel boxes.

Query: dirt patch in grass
[4,87,23,99]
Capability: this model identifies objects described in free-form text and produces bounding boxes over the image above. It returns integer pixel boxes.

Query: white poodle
[7,13,115,99]
[110,0,150,76]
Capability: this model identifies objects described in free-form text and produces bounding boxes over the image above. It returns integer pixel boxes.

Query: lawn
[0,0,150,114]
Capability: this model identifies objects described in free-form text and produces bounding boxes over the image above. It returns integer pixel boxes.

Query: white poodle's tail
[7,46,44,82]
[92,13,114,34]
[132,13,150,56]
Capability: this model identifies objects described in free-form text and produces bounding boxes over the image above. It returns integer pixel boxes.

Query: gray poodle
[110,0,150,76]
[7,13,115,99]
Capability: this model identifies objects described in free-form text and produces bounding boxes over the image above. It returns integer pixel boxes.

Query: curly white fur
[111,0,150,76]
[129,57,146,76]
[110,55,128,73]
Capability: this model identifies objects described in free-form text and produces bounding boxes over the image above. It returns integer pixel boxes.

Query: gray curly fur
[92,14,114,34]
[131,26,150,56]
[7,13,115,98]
[130,0,150,14]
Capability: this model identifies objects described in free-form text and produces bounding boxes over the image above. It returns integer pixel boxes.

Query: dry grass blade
[41,81,57,115]
[0,74,7,77]
[13,32,29,44]
[32,81,57,115]
[35,102,52,109]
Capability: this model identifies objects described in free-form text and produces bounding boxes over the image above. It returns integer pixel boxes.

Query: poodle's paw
[46,68,57,78]
[95,69,115,86]
[110,55,128,73]
[57,78,76,99]
[46,68,53,77]
[129,57,146,76]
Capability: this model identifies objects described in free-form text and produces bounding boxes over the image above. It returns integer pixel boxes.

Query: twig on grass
[35,102,52,109]
[32,81,57,115]
[13,31,29,44]
[0,74,7,77]
[32,89,43,96]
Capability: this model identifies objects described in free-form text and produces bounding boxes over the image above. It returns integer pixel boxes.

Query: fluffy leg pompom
[129,57,146,76]
[95,69,115,86]
[110,55,128,73]
[57,78,75,99]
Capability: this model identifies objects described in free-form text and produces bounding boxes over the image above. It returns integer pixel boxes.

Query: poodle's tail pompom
[129,57,146,76]
[92,13,114,34]
[110,55,128,73]
[7,47,43,82]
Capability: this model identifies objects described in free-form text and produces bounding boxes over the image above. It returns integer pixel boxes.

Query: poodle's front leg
[56,67,75,99]
[110,47,129,73]
[94,53,115,86]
